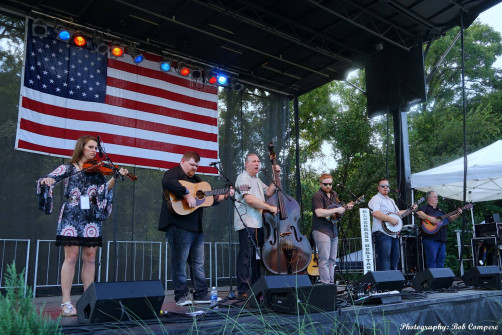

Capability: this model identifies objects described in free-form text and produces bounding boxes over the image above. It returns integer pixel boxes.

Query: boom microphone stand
[211,162,258,302]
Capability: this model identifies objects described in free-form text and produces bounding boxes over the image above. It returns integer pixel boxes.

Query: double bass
[262,142,311,274]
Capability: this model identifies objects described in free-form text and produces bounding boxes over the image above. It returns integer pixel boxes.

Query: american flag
[16,19,219,174]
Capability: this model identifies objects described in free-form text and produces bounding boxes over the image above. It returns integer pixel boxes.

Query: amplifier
[471,237,502,268]
[474,222,502,237]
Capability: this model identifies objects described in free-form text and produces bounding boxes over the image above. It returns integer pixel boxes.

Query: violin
[82,160,138,181]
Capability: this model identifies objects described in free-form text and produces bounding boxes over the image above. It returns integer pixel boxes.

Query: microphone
[209,161,220,167]
[259,168,269,172]
[336,183,345,189]
[97,135,103,158]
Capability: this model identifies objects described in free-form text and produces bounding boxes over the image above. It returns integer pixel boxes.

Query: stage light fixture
[127,44,144,64]
[32,19,48,37]
[180,66,190,76]
[93,36,109,55]
[191,68,202,80]
[217,74,228,86]
[160,60,171,72]
[111,45,124,57]
[56,26,72,42]
[73,31,87,47]
[232,81,243,91]
[208,75,217,85]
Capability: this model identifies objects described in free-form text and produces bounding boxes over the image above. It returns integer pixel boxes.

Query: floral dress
[37,164,114,247]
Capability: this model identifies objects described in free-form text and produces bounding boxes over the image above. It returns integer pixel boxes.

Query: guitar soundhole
[195,190,205,200]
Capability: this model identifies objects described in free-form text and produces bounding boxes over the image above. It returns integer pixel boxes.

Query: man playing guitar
[311,173,353,284]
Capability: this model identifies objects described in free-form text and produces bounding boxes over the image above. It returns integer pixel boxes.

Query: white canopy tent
[410,140,502,202]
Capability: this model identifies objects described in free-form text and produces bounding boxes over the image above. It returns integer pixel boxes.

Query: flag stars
[49,79,54,84]
[90,74,94,79]
[42,84,47,88]
[52,53,56,57]
[78,59,82,64]
[82,92,87,97]
[71,64,76,69]
[59,48,63,53]
[29,79,34,85]
[76,85,81,89]
[95,82,100,86]
[44,57,49,62]
[56,87,61,92]
[77,72,82,76]
[95,94,99,98]
[84,67,88,71]
[89,87,93,91]
[83,79,87,84]
[69,90,74,95]
[57,74,61,79]
[38,48,43,53]
[51,66,55,70]
[31,52,36,56]
[58,61,62,66]
[43,70,48,75]
[45,44,50,48]
[36,75,41,79]
[70,77,75,82]
[30,66,35,71]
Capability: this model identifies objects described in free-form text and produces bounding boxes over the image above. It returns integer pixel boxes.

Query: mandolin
[326,195,365,224]
[165,180,250,215]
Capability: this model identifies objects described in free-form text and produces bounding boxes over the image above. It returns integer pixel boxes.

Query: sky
[310,2,502,172]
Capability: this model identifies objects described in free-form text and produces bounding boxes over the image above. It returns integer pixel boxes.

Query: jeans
[373,231,400,270]
[236,227,263,295]
[422,238,446,268]
[166,226,208,301]
[312,230,338,284]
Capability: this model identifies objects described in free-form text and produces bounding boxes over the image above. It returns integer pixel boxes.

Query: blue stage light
[217,74,228,85]
[58,30,71,41]
[160,61,171,72]
[133,54,144,64]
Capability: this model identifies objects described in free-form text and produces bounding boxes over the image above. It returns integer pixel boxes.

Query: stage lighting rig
[127,44,144,64]
[160,60,171,72]
[93,36,109,55]
[111,45,124,57]
[73,31,87,47]
[32,19,48,37]
[55,26,73,42]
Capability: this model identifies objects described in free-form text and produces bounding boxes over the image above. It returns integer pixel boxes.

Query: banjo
[382,197,424,235]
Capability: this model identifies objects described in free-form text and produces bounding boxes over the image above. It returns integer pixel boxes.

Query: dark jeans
[236,227,264,295]
[166,226,208,302]
[373,231,400,271]
[422,238,446,268]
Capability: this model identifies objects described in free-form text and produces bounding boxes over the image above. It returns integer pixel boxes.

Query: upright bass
[262,142,311,274]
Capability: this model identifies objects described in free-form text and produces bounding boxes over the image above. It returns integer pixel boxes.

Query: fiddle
[82,160,137,181]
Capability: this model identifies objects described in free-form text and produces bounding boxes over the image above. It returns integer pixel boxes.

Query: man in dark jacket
[158,151,232,306]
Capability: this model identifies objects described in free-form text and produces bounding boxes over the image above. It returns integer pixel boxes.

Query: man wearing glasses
[311,173,353,284]
[368,179,412,270]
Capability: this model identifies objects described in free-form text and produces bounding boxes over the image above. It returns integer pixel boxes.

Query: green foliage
[0,263,61,335]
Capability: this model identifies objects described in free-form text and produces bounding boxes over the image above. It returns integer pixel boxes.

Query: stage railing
[33,240,102,297]
[215,241,239,288]
[29,238,372,296]
[105,240,162,282]
[0,239,30,292]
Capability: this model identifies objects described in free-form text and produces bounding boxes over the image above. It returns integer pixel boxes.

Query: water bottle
[210,286,218,309]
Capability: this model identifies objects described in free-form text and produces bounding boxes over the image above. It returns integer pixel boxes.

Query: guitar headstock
[416,197,425,205]
[268,142,276,163]
[355,195,365,204]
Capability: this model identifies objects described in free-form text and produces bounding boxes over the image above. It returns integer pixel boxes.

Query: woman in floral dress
[37,135,129,316]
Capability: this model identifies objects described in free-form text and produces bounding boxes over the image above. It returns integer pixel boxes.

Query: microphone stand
[211,162,251,302]
[97,139,123,280]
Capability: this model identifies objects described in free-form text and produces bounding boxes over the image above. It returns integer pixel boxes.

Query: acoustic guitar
[307,250,319,277]
[165,180,250,215]
[381,197,425,235]
[420,203,473,236]
[326,195,365,224]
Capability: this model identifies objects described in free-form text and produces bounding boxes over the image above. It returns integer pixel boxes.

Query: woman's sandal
[61,301,77,316]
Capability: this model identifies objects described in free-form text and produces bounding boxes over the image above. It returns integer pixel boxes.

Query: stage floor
[35,283,502,335]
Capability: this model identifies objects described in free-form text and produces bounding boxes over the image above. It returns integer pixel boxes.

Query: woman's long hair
[69,135,98,164]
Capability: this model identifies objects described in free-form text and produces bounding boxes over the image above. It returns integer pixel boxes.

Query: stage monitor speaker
[462,266,502,290]
[76,280,164,324]
[412,268,455,291]
[358,270,405,292]
[247,275,334,313]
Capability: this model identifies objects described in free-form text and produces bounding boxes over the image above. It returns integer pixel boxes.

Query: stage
[35,283,502,335]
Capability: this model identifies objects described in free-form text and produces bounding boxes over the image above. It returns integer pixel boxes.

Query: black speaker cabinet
[247,275,335,313]
[76,281,165,323]
[359,270,405,292]
[462,266,502,290]
[412,268,455,291]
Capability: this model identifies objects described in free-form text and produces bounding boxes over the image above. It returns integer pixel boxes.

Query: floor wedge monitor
[359,270,405,293]
[76,280,165,324]
[412,268,455,291]
[247,275,335,314]
[462,265,502,290]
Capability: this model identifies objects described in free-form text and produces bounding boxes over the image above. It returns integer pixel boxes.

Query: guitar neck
[400,207,414,218]
[204,188,228,197]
